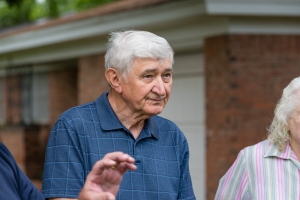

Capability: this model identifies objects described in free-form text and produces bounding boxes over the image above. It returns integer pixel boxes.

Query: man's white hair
[104,30,174,76]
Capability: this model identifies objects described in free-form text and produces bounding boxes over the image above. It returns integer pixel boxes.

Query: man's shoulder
[0,142,10,156]
[59,100,97,120]
[0,142,15,167]
[152,115,180,130]
[151,115,188,142]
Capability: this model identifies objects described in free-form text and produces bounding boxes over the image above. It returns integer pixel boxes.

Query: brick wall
[24,125,50,180]
[78,54,110,104]
[205,34,300,200]
[49,67,78,127]
[4,75,21,124]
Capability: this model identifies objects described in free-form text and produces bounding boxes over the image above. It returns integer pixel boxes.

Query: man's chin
[145,108,163,116]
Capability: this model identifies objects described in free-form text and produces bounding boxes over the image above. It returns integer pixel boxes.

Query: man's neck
[107,91,149,139]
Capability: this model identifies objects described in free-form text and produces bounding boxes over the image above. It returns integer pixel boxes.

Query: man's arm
[0,142,45,200]
[49,152,136,200]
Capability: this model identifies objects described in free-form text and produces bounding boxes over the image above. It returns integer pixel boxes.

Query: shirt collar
[96,92,159,139]
[264,141,291,160]
[146,117,160,139]
[96,92,123,130]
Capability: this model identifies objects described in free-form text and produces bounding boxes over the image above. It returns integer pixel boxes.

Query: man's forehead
[134,57,171,63]
[133,58,172,69]
[134,58,172,67]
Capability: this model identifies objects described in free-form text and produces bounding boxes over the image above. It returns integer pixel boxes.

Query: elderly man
[42,30,195,200]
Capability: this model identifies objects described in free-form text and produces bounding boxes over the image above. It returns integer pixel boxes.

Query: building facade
[0,0,300,199]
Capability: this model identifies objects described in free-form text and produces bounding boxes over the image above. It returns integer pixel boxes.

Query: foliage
[0,0,116,30]
[0,0,33,28]
[75,0,113,11]
[1,0,22,7]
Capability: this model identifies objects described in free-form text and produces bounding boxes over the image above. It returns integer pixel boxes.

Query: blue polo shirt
[0,142,44,200]
[42,92,195,199]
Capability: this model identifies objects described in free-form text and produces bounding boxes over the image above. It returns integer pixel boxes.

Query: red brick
[78,54,110,104]
[49,67,78,127]
[205,34,300,200]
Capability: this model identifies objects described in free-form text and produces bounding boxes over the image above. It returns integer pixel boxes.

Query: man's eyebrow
[142,68,173,73]
[164,68,173,72]
[142,68,156,73]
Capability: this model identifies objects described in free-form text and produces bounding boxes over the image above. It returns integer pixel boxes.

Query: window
[22,72,49,124]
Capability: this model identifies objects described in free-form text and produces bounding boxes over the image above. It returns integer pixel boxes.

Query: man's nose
[152,77,166,96]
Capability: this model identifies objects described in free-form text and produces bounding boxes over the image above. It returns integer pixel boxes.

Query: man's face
[120,58,173,116]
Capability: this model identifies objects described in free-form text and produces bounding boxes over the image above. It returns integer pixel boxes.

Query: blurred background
[0,0,299,199]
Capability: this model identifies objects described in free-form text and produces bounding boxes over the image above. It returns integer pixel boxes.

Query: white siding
[160,53,205,199]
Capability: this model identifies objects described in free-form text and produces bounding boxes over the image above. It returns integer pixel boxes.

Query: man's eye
[144,75,153,79]
[163,73,172,78]
[162,73,172,82]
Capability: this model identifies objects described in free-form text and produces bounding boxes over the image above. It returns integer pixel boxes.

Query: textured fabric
[42,92,195,200]
[215,139,300,200]
[0,142,44,200]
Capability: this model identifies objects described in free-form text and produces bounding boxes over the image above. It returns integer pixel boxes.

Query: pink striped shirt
[215,140,300,200]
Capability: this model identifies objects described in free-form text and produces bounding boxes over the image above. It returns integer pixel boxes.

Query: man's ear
[105,68,122,93]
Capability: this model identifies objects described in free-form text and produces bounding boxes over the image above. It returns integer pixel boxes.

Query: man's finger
[89,152,136,176]
[104,152,135,164]
[78,191,116,200]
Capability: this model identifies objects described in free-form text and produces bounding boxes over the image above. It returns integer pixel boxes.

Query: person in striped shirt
[215,77,300,200]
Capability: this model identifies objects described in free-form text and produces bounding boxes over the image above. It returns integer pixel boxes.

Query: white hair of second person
[104,30,174,77]
[268,77,300,151]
